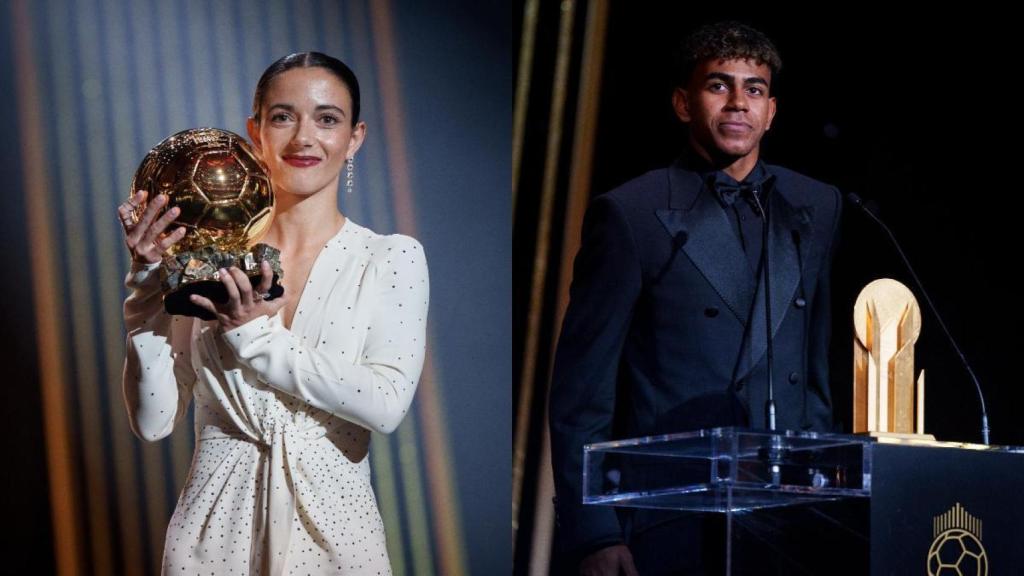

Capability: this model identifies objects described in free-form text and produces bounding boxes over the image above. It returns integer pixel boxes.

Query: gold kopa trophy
[853,278,933,439]
[131,128,283,320]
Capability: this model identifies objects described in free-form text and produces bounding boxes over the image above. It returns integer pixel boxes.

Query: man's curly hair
[675,21,782,89]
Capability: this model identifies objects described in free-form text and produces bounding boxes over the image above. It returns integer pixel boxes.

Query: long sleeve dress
[122,220,428,575]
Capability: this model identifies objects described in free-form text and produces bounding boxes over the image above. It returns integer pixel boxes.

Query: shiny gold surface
[853,278,927,437]
[131,128,281,317]
[130,127,273,254]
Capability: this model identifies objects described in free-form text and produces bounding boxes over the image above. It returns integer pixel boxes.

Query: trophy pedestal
[161,243,284,320]
[864,431,936,442]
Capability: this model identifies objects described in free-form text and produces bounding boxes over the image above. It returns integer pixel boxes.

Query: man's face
[673,58,777,163]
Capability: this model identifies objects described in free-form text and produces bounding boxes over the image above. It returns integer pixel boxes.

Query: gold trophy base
[860,431,936,442]
[161,243,284,320]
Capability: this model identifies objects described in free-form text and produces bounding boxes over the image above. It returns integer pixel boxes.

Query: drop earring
[345,157,354,194]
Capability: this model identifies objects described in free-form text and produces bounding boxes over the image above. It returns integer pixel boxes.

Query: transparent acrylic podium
[583,427,1024,574]
[583,427,871,513]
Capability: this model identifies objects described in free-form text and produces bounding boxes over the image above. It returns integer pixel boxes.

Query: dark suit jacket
[548,157,841,559]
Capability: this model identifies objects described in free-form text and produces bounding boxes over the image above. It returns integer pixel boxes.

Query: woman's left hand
[191,260,286,331]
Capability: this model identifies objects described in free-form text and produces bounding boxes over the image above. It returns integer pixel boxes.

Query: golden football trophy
[853,278,932,439]
[131,128,283,319]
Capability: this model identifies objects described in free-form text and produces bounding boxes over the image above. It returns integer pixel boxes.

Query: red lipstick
[283,155,321,167]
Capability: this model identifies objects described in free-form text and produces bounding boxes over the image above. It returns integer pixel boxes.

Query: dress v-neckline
[281,219,352,332]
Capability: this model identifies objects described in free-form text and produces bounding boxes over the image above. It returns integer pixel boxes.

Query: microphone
[846,193,990,445]
[750,186,782,486]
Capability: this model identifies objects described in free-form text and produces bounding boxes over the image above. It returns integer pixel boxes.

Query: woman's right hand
[118,190,187,265]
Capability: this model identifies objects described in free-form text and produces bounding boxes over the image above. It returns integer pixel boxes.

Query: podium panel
[870,443,1024,575]
[584,428,1024,575]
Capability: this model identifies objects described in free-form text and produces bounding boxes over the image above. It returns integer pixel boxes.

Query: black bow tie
[709,174,759,207]
[715,181,758,206]
[707,171,776,217]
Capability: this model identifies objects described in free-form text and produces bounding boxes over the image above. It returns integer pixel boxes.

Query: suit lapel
[735,174,815,383]
[654,161,817,383]
[656,161,754,326]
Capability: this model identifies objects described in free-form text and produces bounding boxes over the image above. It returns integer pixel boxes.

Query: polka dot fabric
[122,220,428,575]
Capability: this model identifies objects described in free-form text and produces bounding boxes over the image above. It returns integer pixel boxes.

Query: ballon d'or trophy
[131,128,284,320]
[852,278,933,440]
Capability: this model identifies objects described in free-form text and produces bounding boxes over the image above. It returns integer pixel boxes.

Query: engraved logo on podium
[927,502,987,576]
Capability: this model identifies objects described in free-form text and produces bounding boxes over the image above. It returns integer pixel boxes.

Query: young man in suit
[549,21,841,575]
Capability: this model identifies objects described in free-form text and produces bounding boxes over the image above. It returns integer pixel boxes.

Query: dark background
[0,5,53,571]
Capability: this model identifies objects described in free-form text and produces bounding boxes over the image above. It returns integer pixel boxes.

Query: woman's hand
[118,190,187,264]
[190,260,286,331]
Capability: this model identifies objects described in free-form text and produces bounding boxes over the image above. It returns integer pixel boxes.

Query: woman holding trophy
[116,52,427,575]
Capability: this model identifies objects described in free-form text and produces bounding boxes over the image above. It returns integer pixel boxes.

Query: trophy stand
[161,243,284,320]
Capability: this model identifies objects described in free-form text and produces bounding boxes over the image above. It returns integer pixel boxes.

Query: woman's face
[247,67,365,199]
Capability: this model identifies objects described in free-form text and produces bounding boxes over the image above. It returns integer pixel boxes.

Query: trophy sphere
[130,127,274,254]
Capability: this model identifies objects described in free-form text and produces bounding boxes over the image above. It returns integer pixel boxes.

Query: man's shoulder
[601,166,673,207]
[765,163,840,205]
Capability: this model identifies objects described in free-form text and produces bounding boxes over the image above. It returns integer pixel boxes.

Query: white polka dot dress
[122,221,428,575]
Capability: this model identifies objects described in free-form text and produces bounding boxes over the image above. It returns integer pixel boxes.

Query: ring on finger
[124,206,141,225]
